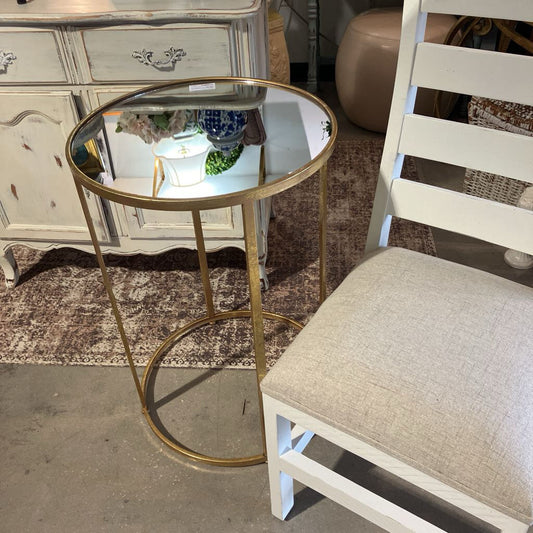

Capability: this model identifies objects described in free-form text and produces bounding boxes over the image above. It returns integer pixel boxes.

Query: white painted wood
[0,3,268,286]
[265,397,531,532]
[79,24,232,83]
[367,0,533,253]
[264,1,533,530]
[365,0,425,252]
[291,425,314,453]
[0,1,263,23]
[120,204,243,240]
[0,247,20,288]
[0,28,69,84]
[412,43,533,107]
[389,179,533,256]
[263,395,294,520]
[90,87,145,108]
[399,115,533,184]
[0,91,108,243]
[280,450,446,533]
[421,0,533,21]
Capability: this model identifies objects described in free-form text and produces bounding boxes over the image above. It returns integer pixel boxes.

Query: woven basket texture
[463,96,533,205]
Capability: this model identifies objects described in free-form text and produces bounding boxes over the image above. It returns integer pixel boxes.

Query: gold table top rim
[66,76,338,211]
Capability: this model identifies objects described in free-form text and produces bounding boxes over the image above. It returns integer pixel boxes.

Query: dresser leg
[1,248,20,288]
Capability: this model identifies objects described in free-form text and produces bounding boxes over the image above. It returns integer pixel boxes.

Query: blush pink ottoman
[336,8,457,132]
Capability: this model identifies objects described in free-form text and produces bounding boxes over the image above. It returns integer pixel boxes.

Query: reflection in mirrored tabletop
[69,79,335,205]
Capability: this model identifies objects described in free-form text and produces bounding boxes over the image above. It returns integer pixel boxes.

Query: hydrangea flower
[115,110,192,144]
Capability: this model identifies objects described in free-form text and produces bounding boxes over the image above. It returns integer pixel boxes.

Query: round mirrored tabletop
[68,78,336,209]
[66,77,337,466]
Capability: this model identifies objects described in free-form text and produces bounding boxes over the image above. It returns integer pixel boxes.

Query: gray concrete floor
[1,83,531,533]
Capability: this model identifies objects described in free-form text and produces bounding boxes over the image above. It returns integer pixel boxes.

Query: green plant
[205,144,244,175]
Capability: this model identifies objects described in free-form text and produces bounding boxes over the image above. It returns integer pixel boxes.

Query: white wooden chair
[260,1,533,531]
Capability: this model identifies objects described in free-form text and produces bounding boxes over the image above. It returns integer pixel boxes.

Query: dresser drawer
[0,28,69,84]
[79,24,232,83]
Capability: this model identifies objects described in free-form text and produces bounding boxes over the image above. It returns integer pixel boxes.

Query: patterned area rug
[0,139,436,369]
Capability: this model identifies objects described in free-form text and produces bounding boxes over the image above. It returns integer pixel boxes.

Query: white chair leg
[291,425,314,452]
[263,395,295,520]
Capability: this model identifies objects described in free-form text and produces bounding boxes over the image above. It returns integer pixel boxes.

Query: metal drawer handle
[132,47,186,69]
[0,50,16,73]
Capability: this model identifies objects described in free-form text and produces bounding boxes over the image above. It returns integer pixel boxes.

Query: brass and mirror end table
[66,77,337,467]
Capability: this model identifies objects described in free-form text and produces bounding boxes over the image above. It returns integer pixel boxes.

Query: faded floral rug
[0,139,436,369]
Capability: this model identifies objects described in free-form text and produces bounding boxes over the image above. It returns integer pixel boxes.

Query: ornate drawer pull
[132,47,186,69]
[0,50,17,73]
[0,110,61,128]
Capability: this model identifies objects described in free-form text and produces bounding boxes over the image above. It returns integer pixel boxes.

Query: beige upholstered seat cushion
[261,247,533,523]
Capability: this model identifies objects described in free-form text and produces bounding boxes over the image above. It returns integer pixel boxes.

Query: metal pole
[74,181,146,410]
[319,163,328,303]
[192,209,215,318]
[242,200,267,457]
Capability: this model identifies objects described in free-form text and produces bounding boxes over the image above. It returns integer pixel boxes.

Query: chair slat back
[412,43,533,106]
[421,0,533,20]
[399,115,533,183]
[366,0,533,256]
[390,180,533,255]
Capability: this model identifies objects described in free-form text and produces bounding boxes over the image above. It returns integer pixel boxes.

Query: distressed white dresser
[0,0,268,287]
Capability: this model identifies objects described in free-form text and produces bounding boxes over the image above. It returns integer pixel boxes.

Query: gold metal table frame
[66,77,337,467]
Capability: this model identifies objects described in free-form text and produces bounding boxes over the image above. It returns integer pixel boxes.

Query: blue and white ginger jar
[197,109,248,155]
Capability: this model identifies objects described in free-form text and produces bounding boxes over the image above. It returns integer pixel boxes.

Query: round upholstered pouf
[335,8,457,132]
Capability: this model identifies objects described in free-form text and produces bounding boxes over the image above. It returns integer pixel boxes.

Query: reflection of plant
[205,144,244,175]
[115,110,193,144]
[321,120,332,139]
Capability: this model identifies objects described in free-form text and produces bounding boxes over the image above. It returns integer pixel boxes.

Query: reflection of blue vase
[197,109,248,155]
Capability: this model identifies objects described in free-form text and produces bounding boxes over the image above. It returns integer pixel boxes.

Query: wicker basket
[463,96,533,205]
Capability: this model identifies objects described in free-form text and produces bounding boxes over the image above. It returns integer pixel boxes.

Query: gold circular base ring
[140,309,303,467]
